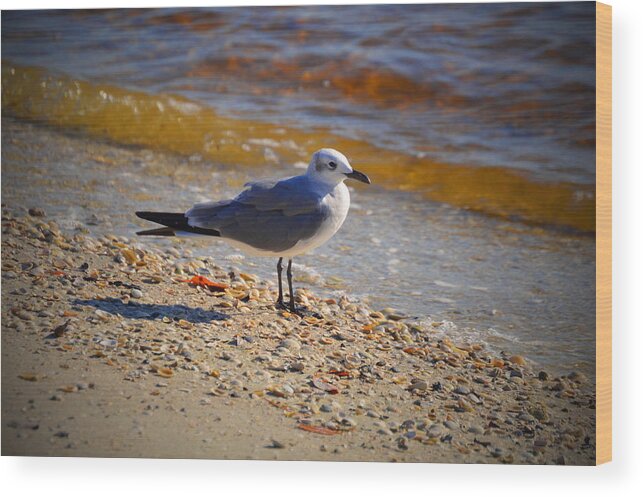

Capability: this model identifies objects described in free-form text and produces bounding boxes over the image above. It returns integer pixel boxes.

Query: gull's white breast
[289,182,351,256]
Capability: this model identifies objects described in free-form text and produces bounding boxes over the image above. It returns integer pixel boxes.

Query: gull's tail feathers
[135,211,220,237]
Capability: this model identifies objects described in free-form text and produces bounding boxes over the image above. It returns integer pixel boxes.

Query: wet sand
[2,122,596,464]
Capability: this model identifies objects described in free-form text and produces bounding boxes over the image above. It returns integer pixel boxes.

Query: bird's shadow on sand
[72,298,228,323]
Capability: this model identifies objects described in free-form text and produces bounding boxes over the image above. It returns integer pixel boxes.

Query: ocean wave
[2,62,595,234]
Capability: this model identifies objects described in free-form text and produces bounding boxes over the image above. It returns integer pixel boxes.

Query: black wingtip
[136,227,176,237]
[136,211,159,221]
[135,211,221,237]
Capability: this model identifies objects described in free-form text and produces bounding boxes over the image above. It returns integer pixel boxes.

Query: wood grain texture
[596,1,612,465]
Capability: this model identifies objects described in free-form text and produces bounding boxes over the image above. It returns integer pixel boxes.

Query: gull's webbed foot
[275,299,300,315]
[283,304,322,319]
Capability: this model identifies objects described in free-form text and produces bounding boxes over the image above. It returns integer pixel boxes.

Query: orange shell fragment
[181,275,228,291]
[328,370,350,377]
[156,367,174,378]
[18,373,39,382]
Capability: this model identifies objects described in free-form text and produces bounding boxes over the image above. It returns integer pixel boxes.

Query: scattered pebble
[468,425,484,435]
[409,379,428,391]
[278,338,301,352]
[427,424,443,438]
[28,207,46,217]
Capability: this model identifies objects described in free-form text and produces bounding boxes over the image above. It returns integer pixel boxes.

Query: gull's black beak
[345,169,371,184]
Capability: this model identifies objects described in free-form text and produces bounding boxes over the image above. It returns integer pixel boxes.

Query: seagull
[135,148,371,313]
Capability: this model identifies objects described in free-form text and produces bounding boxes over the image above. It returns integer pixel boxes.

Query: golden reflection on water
[2,63,595,234]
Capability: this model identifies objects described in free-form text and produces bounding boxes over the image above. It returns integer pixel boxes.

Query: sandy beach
[2,122,596,464]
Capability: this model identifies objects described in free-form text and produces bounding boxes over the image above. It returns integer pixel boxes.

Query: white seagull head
[307,148,371,186]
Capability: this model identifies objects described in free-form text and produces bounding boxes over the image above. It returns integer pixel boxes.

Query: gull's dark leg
[276,257,284,307]
[287,258,296,313]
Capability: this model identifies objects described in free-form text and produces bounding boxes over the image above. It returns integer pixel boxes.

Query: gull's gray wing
[235,176,324,215]
[185,175,330,253]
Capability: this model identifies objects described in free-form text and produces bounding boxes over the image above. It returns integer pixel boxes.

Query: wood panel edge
[595,0,612,466]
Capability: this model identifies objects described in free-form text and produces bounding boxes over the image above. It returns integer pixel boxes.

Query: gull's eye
[328,161,337,170]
